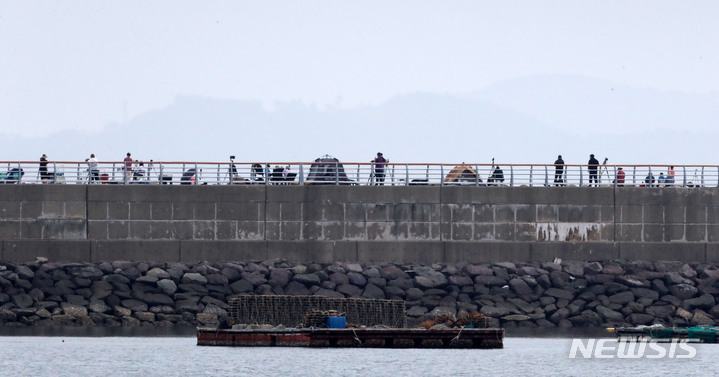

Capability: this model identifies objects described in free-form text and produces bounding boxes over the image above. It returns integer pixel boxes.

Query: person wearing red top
[615,167,626,187]
[123,153,133,182]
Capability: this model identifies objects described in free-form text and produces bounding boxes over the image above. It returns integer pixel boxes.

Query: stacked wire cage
[229,295,407,328]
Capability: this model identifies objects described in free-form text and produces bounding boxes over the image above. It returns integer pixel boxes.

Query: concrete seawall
[1,185,719,263]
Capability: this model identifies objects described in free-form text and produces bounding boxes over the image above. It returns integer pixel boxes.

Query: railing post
[702,166,705,187]
[335,161,339,185]
[440,165,444,186]
[194,163,199,185]
[509,165,514,187]
[529,165,533,187]
[405,164,409,186]
[299,163,304,185]
[613,166,617,188]
[52,162,57,184]
[544,165,549,186]
[579,166,583,187]
[682,166,686,187]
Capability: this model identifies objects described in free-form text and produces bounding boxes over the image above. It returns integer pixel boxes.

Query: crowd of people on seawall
[552,154,677,188]
[0,151,702,187]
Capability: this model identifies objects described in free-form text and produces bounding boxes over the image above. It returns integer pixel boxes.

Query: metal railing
[0,160,714,188]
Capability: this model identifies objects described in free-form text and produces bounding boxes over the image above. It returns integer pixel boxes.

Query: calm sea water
[0,333,714,376]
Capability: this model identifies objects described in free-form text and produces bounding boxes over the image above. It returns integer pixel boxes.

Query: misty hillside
[3,75,717,166]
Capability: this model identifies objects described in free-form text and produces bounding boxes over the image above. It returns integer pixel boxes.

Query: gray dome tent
[305,154,354,185]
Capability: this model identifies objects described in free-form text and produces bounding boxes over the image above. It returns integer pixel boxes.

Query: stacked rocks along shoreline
[1,259,718,330]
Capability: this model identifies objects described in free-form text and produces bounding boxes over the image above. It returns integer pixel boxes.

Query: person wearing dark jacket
[488,166,504,185]
[554,155,565,186]
[39,154,50,181]
[588,154,599,186]
[372,152,387,185]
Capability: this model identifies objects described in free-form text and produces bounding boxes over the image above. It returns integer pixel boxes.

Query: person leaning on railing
[372,152,387,185]
[87,154,99,181]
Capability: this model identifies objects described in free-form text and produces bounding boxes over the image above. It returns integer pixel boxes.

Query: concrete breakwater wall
[3,185,719,264]
[1,259,718,329]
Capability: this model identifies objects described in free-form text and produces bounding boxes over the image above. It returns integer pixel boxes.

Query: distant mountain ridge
[2,74,717,166]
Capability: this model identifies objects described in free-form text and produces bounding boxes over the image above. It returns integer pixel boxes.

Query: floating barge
[197,327,504,349]
[608,325,719,343]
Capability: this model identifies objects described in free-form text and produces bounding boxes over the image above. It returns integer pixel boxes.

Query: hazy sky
[2,1,718,143]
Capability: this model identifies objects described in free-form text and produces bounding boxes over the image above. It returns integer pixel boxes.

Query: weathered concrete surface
[1,185,719,263]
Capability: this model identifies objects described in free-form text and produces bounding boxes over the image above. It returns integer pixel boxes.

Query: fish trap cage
[229,295,407,328]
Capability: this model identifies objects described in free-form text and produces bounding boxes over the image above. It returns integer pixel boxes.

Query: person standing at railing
[588,154,599,186]
[488,166,504,185]
[251,163,263,182]
[39,154,50,182]
[87,154,99,182]
[372,152,387,185]
[123,153,133,183]
[553,155,565,186]
[666,166,676,187]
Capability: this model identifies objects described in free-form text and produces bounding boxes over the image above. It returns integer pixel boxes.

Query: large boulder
[157,279,178,295]
[379,265,410,280]
[268,269,292,287]
[293,273,321,286]
[544,288,575,301]
[684,294,716,311]
[11,294,34,309]
[181,272,207,285]
[508,278,533,296]
[645,304,675,319]
[596,305,624,322]
[608,291,635,305]
[361,283,386,300]
[626,313,655,325]
[690,310,716,326]
[414,269,448,289]
[346,272,367,287]
[669,283,699,300]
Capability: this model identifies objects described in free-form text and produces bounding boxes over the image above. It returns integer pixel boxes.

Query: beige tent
[444,165,480,184]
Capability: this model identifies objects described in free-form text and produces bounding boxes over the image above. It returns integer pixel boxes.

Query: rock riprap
[0,259,718,329]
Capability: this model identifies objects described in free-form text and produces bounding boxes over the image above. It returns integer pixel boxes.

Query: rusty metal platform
[197,327,504,349]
